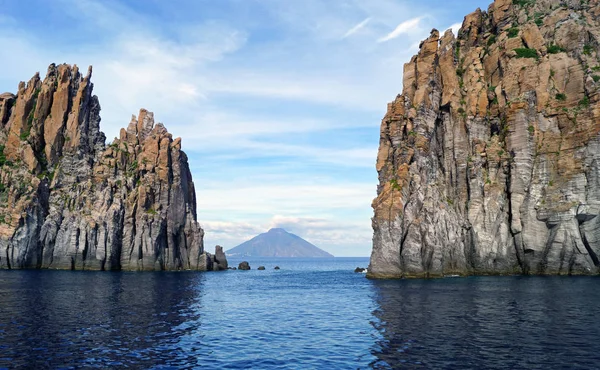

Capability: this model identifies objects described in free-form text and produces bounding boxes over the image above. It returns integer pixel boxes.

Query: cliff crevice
[0,63,223,271]
[370,0,600,278]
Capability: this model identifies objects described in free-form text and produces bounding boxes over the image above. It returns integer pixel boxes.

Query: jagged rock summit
[227,228,334,257]
[0,63,222,271]
[370,0,600,278]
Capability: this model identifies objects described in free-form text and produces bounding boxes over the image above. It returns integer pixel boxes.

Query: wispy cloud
[198,183,375,216]
[377,16,423,43]
[211,141,376,168]
[0,15,16,26]
[342,17,371,39]
[204,66,402,113]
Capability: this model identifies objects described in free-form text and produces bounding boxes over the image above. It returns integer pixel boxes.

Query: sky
[0,0,491,256]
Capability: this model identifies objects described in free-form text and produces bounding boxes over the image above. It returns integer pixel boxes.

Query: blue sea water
[0,257,600,369]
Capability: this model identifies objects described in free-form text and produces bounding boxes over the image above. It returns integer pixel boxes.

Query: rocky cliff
[0,63,223,271]
[369,0,600,278]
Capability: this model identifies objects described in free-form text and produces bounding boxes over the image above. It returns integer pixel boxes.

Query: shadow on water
[0,270,206,368]
[368,276,600,369]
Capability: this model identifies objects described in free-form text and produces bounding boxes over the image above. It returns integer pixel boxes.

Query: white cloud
[198,183,375,216]
[205,71,393,112]
[377,16,423,43]
[269,215,330,230]
[448,22,463,36]
[342,17,371,39]
[59,0,133,28]
[268,215,372,253]
[196,140,377,167]
[202,215,373,257]
[202,220,265,248]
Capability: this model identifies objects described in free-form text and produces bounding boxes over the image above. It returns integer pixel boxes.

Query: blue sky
[0,0,491,256]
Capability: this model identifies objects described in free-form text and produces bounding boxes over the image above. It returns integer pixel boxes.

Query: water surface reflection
[369,276,600,369]
[0,271,205,368]
[3,264,598,369]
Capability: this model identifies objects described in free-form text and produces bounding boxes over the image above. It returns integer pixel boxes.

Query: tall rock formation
[370,0,600,278]
[0,63,219,271]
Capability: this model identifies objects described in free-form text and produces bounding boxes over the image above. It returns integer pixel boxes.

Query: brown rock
[0,63,212,272]
[369,0,600,279]
[0,93,15,128]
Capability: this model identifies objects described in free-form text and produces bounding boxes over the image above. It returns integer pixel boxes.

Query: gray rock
[213,245,228,270]
[257,266,265,270]
[238,261,251,270]
[0,64,214,271]
[369,2,600,278]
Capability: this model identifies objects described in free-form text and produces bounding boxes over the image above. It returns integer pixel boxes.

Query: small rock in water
[354,267,366,273]
[214,245,228,270]
[257,266,266,270]
[238,261,251,270]
[228,267,237,270]
[274,266,280,270]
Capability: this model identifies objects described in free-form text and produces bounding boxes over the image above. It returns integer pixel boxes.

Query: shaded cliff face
[370,0,600,278]
[0,63,215,271]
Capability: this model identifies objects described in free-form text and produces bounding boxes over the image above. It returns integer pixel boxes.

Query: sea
[1,257,599,369]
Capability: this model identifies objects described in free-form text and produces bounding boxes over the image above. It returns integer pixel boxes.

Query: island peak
[227,228,333,258]
[0,63,222,271]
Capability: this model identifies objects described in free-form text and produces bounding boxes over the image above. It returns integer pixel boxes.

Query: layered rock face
[0,63,219,271]
[370,0,600,278]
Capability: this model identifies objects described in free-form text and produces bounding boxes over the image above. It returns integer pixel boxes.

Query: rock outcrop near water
[370,0,600,278]
[0,63,219,271]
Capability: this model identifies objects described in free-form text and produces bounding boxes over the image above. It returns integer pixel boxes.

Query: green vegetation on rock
[514,48,539,60]
[547,44,566,54]
[0,145,5,167]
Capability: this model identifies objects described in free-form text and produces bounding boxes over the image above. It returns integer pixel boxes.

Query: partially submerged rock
[257,266,265,270]
[213,245,228,271]
[238,261,251,270]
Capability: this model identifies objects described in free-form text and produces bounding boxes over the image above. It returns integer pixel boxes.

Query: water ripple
[0,259,599,369]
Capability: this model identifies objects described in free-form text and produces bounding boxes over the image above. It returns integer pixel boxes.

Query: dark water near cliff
[0,257,599,369]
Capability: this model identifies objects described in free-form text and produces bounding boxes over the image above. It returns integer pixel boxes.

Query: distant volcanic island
[226,228,333,258]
